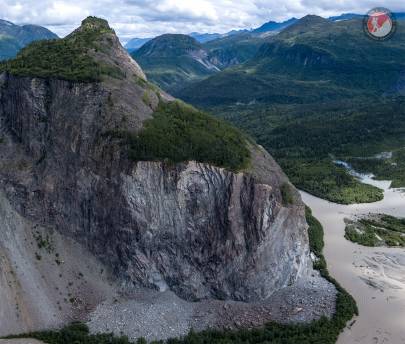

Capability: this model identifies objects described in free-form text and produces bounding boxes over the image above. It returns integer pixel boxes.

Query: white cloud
[0,0,404,42]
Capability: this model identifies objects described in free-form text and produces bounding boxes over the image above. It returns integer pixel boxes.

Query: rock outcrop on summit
[0,17,335,339]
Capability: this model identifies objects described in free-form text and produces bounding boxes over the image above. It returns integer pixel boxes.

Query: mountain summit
[135,33,203,57]
[0,16,145,82]
[133,33,219,92]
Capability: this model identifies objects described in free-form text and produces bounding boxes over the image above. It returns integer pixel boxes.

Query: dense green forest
[107,100,251,171]
[6,208,357,344]
[345,214,405,247]
[212,97,405,203]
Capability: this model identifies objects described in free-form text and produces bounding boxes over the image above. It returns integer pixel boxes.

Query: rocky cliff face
[0,17,326,335]
[0,72,310,301]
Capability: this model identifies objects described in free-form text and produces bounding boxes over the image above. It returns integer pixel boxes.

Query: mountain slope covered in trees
[177,15,405,203]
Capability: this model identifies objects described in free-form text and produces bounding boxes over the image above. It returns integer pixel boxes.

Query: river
[301,171,405,344]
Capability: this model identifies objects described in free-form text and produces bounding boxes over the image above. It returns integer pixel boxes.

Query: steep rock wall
[0,72,312,302]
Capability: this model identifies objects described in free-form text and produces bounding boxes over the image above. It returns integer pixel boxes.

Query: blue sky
[2,0,405,42]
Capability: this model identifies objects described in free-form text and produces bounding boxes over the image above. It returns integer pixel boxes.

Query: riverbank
[302,179,405,344]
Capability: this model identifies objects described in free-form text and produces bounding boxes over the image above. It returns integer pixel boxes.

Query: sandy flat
[302,179,405,344]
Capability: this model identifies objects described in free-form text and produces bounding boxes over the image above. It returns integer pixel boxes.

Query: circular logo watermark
[363,7,397,41]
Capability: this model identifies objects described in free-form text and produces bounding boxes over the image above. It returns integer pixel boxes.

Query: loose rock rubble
[88,272,336,342]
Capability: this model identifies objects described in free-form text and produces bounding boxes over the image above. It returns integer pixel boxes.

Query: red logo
[364,8,396,41]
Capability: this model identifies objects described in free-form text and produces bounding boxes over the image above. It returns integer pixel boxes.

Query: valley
[146,16,405,204]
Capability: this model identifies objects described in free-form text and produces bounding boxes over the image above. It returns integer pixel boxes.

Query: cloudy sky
[1,0,405,42]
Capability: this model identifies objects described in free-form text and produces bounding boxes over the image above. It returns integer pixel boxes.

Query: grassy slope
[6,209,357,344]
[177,18,405,204]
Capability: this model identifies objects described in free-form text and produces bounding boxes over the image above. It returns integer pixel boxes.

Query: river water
[301,172,405,344]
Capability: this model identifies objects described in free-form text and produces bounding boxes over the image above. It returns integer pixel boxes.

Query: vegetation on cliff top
[345,214,405,247]
[7,208,357,344]
[0,17,123,82]
[109,100,251,172]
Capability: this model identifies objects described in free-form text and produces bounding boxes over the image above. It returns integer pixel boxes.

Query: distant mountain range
[178,14,405,106]
[125,12,405,52]
[124,37,151,51]
[252,18,298,33]
[125,18,297,52]
[0,19,58,60]
[125,29,251,52]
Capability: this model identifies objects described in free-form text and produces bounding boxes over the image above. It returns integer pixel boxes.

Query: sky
[1,0,405,42]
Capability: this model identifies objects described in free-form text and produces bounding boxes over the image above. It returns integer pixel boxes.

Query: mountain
[131,32,267,93]
[177,15,405,204]
[253,17,297,33]
[329,12,405,21]
[0,16,337,340]
[124,30,248,53]
[180,14,405,107]
[203,32,265,69]
[132,33,220,92]
[189,31,222,43]
[125,37,151,52]
[0,19,57,60]
[328,13,363,21]
[124,12,405,54]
